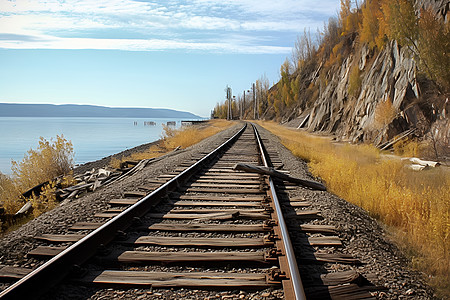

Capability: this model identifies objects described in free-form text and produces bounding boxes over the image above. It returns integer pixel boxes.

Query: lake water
[0,117,194,175]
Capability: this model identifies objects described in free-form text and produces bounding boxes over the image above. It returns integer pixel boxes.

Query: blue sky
[0,0,341,117]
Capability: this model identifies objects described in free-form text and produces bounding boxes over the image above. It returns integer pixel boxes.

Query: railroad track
[0,123,377,299]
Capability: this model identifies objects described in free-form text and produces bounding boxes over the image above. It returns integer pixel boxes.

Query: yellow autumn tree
[340,0,360,35]
[360,0,386,50]
[213,102,227,119]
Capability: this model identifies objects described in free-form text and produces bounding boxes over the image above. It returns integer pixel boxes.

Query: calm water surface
[0,117,191,174]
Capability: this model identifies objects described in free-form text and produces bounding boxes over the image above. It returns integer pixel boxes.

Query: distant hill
[0,103,200,119]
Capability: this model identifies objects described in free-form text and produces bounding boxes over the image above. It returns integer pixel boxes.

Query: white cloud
[0,36,292,54]
[183,16,240,31]
[0,0,340,52]
[191,0,339,17]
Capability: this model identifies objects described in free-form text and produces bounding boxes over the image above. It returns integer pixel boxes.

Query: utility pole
[226,86,232,120]
[253,83,256,120]
[243,90,246,120]
[232,96,236,120]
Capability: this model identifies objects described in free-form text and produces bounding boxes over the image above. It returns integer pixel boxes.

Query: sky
[0,0,341,117]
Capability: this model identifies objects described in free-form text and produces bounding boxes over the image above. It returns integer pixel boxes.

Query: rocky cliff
[287,0,449,156]
[303,40,422,144]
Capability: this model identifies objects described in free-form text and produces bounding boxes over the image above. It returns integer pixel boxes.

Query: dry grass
[110,120,234,168]
[257,121,449,297]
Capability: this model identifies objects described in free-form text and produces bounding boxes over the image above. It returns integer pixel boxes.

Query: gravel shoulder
[0,121,439,299]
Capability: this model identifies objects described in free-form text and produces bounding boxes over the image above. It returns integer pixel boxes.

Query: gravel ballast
[0,122,439,299]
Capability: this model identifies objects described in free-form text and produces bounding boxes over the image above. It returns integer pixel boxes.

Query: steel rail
[251,123,306,300]
[0,123,247,299]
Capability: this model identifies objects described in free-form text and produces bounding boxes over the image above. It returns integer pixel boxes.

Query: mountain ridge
[0,103,200,119]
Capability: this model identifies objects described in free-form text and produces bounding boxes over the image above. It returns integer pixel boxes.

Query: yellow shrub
[332,42,343,57]
[348,64,362,97]
[374,97,397,129]
[11,135,74,191]
[162,120,234,150]
[393,137,421,157]
[109,157,123,169]
[0,173,22,215]
[29,182,58,218]
[0,135,75,230]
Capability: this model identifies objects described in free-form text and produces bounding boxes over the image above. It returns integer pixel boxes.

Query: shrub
[0,172,21,215]
[393,137,421,157]
[374,97,397,129]
[348,64,362,97]
[160,125,197,151]
[0,135,75,230]
[162,120,234,151]
[11,135,74,191]
[29,181,58,218]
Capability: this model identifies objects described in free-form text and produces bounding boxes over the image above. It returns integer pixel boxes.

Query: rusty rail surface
[252,123,306,300]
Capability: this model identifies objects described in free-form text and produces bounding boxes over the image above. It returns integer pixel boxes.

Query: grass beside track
[257,121,449,298]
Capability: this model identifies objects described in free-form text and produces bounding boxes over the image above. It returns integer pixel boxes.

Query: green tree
[278,59,295,108]
[381,0,418,49]
[418,8,450,90]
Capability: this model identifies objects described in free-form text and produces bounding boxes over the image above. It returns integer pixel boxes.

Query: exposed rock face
[415,0,449,22]
[305,41,421,144]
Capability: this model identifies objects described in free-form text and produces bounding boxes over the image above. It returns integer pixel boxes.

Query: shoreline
[73,121,211,174]
[73,139,161,174]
